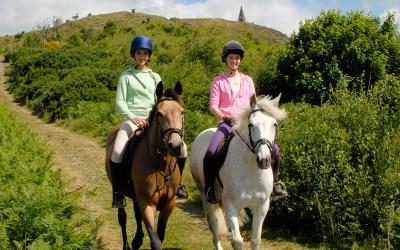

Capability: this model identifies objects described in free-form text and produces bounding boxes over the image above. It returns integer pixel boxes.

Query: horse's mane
[234,95,287,131]
[147,88,184,128]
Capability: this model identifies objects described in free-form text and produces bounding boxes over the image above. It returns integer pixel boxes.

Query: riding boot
[110,161,126,208]
[272,159,288,200]
[176,158,189,199]
[203,152,218,204]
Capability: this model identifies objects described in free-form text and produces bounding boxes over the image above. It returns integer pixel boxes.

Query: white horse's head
[234,94,287,169]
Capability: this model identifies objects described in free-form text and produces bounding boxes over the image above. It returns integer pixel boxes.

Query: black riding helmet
[221,40,245,63]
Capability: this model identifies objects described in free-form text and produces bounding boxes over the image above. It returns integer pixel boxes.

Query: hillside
[0,11,288,69]
[0,11,288,45]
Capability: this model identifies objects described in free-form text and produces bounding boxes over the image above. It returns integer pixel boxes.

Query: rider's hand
[132,117,148,128]
[223,116,234,127]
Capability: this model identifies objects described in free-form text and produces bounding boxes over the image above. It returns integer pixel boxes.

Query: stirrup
[272,181,288,201]
[206,187,218,204]
[176,183,189,199]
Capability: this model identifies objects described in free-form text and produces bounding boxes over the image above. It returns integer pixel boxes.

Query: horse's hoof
[131,238,143,250]
[123,242,131,250]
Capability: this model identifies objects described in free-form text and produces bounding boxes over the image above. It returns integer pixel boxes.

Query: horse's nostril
[167,142,181,156]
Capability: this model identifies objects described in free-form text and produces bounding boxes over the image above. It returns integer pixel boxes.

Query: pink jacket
[209,72,256,121]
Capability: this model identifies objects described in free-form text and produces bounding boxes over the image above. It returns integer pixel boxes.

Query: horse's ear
[272,93,281,107]
[174,81,182,95]
[250,93,257,108]
[156,81,164,100]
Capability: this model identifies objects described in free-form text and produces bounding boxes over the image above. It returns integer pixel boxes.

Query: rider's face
[134,49,149,67]
[226,54,241,71]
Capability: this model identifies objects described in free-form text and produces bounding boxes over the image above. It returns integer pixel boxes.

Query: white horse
[190,94,287,250]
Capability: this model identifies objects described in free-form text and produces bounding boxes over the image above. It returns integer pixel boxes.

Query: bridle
[149,97,184,206]
[235,108,276,159]
[154,97,184,153]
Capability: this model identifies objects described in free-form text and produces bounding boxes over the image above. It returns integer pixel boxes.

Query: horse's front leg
[141,204,161,250]
[118,207,131,250]
[224,202,243,250]
[157,198,176,242]
[157,198,175,242]
[250,199,270,250]
[132,201,144,250]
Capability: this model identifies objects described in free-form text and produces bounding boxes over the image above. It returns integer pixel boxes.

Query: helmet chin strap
[228,67,239,75]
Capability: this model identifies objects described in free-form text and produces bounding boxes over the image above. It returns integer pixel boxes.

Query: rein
[235,108,275,159]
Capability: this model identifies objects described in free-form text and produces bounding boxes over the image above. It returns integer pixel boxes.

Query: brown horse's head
[148,81,184,156]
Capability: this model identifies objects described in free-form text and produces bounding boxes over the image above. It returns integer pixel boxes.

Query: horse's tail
[206,204,229,235]
[209,206,249,235]
[238,208,249,227]
[216,205,229,235]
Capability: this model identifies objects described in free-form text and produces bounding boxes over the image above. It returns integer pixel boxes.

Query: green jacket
[115,66,161,121]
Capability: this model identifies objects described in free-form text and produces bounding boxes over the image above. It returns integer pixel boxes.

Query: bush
[263,11,400,104]
[7,48,116,121]
[270,76,400,247]
[0,104,102,249]
[23,32,42,47]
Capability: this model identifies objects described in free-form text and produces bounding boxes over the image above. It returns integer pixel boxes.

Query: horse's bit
[235,108,276,159]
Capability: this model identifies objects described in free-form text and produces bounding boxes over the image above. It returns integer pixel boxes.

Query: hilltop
[58,11,287,43]
[0,11,288,52]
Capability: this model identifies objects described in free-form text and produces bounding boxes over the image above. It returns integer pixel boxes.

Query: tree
[261,10,400,104]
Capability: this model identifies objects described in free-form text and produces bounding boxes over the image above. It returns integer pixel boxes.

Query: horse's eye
[156,111,163,118]
[181,110,184,115]
[274,122,278,127]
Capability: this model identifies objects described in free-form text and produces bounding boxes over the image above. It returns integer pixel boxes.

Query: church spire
[238,6,246,22]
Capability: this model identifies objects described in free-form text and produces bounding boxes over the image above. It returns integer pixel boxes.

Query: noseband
[155,97,184,151]
[236,108,275,158]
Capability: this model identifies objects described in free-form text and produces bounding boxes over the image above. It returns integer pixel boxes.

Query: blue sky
[0,0,399,36]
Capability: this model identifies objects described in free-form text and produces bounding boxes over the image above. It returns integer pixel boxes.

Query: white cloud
[0,0,130,35]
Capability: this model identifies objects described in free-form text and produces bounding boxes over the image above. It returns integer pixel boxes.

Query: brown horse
[105,81,185,250]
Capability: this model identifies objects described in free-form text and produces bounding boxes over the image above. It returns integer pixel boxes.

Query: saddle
[119,128,146,198]
[213,132,235,187]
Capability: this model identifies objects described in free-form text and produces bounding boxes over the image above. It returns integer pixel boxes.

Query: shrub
[66,33,85,47]
[102,21,118,37]
[43,40,61,49]
[270,77,400,247]
[0,104,102,249]
[263,11,400,104]
[161,24,174,33]
[80,27,97,42]
[23,32,42,47]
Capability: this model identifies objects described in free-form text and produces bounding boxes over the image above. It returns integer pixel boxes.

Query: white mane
[234,95,287,132]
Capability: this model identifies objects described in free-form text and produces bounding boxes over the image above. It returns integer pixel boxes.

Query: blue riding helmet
[130,35,153,56]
